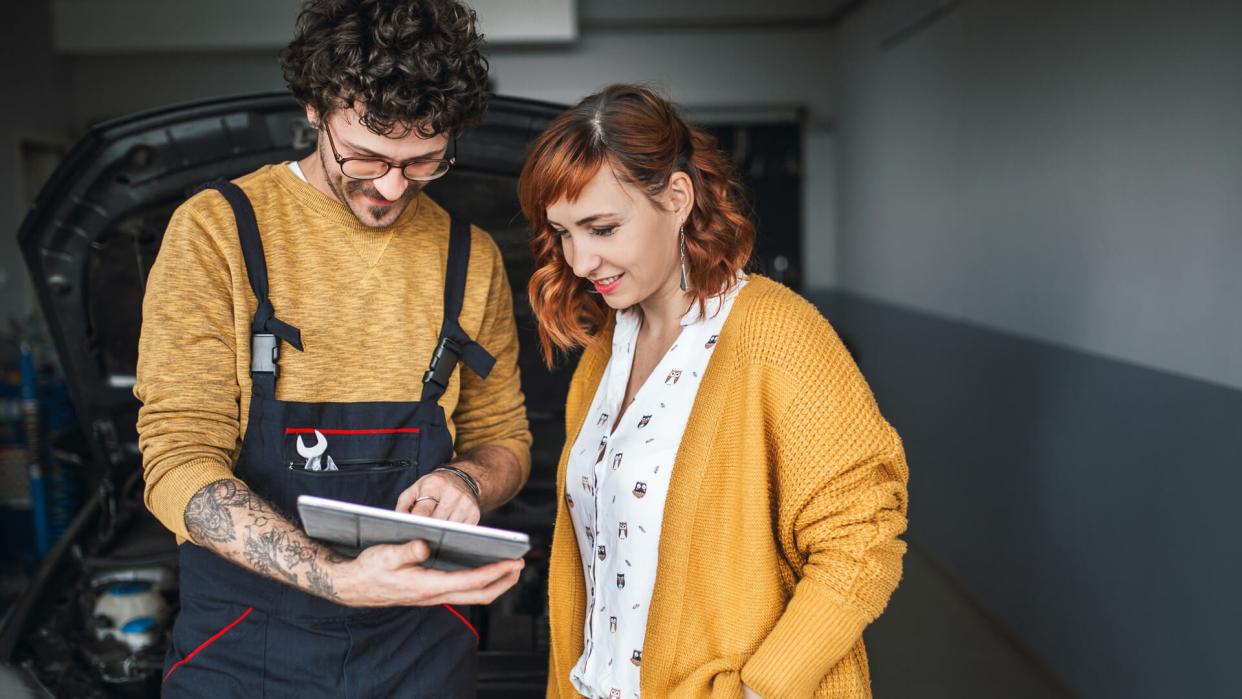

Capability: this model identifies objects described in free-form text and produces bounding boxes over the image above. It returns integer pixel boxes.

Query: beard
[344,178,422,225]
[319,147,423,228]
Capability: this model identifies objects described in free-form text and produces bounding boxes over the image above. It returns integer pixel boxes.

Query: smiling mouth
[592,274,624,294]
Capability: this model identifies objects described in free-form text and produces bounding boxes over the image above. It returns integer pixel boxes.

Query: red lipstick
[592,274,623,295]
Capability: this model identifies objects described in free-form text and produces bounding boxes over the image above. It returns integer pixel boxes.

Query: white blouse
[566,279,746,699]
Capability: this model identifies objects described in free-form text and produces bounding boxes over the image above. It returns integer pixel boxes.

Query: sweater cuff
[740,578,870,698]
[145,458,237,543]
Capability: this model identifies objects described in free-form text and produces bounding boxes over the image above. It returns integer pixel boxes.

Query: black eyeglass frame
[321,122,457,182]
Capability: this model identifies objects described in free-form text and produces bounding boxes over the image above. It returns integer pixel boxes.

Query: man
[134,1,530,695]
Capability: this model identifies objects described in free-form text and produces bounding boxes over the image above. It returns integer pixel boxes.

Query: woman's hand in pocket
[396,470,481,524]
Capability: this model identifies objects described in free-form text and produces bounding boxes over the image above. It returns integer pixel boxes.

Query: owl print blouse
[566,279,746,699]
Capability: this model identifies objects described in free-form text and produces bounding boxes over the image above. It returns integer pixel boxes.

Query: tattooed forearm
[243,529,298,583]
[184,480,244,543]
[182,478,349,603]
[280,537,318,569]
[305,559,338,600]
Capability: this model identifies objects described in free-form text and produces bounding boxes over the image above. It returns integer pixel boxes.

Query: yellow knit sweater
[135,164,531,543]
[546,276,908,699]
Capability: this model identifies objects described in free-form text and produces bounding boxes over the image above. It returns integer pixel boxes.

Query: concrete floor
[865,545,1075,699]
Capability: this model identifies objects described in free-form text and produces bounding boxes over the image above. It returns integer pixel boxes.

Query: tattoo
[305,560,338,600]
[184,480,245,544]
[243,528,298,583]
[281,537,317,569]
[183,479,342,602]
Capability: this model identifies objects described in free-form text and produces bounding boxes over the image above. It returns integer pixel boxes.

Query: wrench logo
[295,430,337,471]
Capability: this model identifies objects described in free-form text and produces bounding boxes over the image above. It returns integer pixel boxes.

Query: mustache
[344,179,420,202]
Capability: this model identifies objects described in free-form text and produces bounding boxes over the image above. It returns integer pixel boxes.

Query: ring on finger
[414,495,440,505]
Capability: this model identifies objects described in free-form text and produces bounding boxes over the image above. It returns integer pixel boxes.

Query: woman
[519,84,909,699]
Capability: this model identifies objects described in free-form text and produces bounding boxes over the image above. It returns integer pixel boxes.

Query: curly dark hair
[280,0,490,137]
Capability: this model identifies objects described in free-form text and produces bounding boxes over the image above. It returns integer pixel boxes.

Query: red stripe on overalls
[162,606,255,684]
[284,428,421,435]
[442,604,479,642]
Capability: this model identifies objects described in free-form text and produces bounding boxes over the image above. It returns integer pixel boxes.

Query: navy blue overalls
[161,181,495,698]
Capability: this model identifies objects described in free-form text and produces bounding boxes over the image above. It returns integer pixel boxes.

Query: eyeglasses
[321,122,456,182]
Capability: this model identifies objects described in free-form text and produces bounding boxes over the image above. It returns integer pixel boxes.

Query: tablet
[297,495,530,571]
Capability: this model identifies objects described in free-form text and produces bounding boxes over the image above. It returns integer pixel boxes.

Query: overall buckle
[251,333,280,377]
[422,337,461,389]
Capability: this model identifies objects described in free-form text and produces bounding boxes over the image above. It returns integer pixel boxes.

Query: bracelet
[433,465,481,502]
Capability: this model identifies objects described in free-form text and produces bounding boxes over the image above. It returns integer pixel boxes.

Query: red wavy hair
[519,84,755,366]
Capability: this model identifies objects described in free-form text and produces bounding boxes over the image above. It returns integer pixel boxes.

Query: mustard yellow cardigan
[546,276,909,698]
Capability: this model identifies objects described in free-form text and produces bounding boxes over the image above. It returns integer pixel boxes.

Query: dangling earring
[678,225,690,292]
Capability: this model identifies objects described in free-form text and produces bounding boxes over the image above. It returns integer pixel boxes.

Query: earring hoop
[678,225,690,292]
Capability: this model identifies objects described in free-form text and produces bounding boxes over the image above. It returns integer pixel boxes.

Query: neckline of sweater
[268,161,428,235]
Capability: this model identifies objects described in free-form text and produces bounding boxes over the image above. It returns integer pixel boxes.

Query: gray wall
[830,1,1242,697]
[0,3,69,322]
[819,291,1239,699]
[834,0,1242,390]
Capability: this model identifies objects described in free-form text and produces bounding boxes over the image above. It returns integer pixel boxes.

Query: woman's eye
[592,226,617,236]
[551,227,568,238]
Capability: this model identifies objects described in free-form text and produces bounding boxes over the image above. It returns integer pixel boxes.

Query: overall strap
[419,217,496,405]
[199,180,303,397]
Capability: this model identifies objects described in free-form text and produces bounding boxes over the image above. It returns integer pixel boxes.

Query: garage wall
[828,1,1242,696]
[0,2,69,322]
[834,0,1242,390]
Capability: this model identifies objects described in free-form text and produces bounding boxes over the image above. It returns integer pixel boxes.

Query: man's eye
[342,158,389,176]
[592,226,617,236]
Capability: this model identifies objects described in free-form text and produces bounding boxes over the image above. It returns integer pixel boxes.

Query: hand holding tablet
[298,495,531,571]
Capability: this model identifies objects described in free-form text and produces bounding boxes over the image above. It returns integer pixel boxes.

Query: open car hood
[18,92,570,481]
